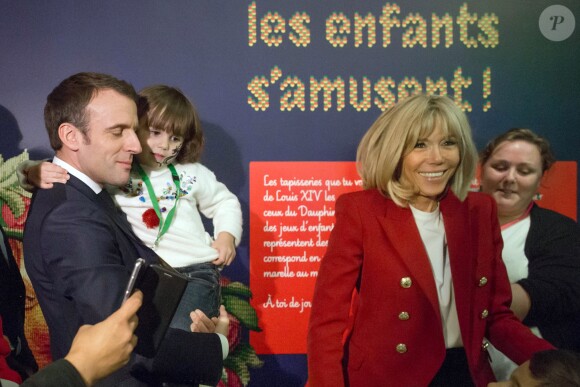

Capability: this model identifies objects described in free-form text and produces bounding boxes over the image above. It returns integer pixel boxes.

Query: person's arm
[211,232,236,267]
[307,194,364,386]
[149,305,228,387]
[16,160,69,191]
[482,197,554,364]
[65,291,141,386]
[20,291,142,387]
[18,359,86,387]
[510,283,532,321]
[189,305,229,336]
[517,210,580,326]
[40,200,134,328]
[151,329,225,386]
[195,165,243,266]
[189,305,230,359]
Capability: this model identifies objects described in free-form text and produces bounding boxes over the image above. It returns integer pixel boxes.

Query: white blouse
[501,218,531,283]
[411,205,462,349]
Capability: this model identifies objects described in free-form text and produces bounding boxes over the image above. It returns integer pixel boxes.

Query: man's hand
[189,305,229,336]
[27,161,69,189]
[211,232,236,267]
[64,291,142,386]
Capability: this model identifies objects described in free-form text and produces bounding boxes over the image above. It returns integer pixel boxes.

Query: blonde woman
[307,95,553,386]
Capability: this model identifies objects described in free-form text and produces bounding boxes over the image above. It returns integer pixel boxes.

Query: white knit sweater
[111,163,242,268]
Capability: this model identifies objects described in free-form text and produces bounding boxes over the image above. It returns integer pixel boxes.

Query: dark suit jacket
[19,359,84,387]
[307,189,554,387]
[0,226,37,378]
[24,175,223,386]
[519,204,580,351]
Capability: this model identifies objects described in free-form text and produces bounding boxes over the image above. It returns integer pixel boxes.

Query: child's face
[136,125,184,168]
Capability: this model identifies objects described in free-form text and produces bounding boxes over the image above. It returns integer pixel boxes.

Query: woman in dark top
[480,128,580,379]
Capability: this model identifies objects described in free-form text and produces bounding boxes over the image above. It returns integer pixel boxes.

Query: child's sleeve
[16,159,45,192]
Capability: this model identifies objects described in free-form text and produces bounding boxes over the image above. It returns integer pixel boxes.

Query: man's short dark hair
[44,72,138,150]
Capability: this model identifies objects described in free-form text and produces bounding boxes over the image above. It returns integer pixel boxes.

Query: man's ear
[58,123,81,151]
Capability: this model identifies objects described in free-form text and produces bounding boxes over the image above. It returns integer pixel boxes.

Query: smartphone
[123,258,146,303]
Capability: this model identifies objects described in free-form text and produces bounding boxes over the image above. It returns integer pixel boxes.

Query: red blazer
[307,189,553,387]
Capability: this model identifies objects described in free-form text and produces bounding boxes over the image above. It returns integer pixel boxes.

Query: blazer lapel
[67,176,157,264]
[96,190,158,264]
[378,201,441,320]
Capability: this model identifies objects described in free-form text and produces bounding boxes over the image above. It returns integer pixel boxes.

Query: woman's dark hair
[480,128,556,174]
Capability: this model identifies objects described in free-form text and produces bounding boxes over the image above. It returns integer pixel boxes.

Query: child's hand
[211,232,236,267]
[28,161,69,189]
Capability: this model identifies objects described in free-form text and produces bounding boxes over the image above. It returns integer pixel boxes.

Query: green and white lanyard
[136,163,181,248]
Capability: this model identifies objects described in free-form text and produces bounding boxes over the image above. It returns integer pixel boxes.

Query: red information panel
[250,161,577,355]
[249,162,362,354]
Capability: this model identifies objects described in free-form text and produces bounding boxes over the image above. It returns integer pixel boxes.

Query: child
[22,85,242,331]
[488,349,580,387]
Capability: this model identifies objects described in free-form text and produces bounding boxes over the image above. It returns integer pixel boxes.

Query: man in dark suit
[24,72,226,386]
[0,226,38,380]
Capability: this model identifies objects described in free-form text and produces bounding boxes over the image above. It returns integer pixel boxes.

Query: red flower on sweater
[142,208,160,229]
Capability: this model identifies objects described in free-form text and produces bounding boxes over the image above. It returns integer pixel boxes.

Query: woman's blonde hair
[356,94,478,207]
